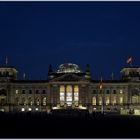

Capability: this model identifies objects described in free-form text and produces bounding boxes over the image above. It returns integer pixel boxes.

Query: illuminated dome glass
[57,63,82,73]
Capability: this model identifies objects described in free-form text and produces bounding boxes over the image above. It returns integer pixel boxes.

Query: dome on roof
[57,63,82,73]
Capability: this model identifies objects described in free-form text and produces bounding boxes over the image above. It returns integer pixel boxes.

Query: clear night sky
[0,1,140,80]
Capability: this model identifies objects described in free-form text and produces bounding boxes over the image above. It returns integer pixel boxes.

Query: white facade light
[28,108,32,111]
[93,108,96,110]
[21,108,25,112]
[35,108,38,111]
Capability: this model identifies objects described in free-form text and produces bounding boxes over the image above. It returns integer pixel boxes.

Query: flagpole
[6,56,8,66]
[111,72,114,80]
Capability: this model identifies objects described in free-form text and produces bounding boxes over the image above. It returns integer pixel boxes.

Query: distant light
[21,108,25,112]
[93,108,96,110]
[79,105,87,110]
[52,107,59,110]
[35,108,38,111]
[0,109,4,112]
[28,108,32,111]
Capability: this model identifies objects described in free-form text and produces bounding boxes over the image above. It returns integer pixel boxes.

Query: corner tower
[0,66,17,81]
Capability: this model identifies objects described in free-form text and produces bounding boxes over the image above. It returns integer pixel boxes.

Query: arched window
[74,85,79,102]
[36,98,40,106]
[60,85,65,102]
[92,97,96,105]
[28,97,33,106]
[112,96,116,105]
[66,85,72,101]
[120,97,123,104]
[106,97,110,105]
[22,98,26,105]
[43,97,47,106]
[99,96,102,105]
[66,85,72,106]
[132,95,139,104]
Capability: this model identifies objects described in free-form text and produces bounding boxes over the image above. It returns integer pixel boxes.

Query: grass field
[0,112,140,138]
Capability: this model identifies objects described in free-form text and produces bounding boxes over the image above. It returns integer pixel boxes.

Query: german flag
[127,56,132,64]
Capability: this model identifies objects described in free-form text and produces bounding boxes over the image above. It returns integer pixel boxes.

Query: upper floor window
[0,89,6,95]
[42,90,46,94]
[36,90,39,94]
[22,90,25,94]
[106,90,110,94]
[6,72,9,76]
[29,90,32,94]
[113,90,116,94]
[93,90,96,94]
[92,97,96,105]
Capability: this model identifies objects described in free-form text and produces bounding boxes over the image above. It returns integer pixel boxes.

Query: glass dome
[57,63,82,73]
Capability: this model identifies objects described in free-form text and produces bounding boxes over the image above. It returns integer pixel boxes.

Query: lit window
[92,97,96,105]
[132,96,139,104]
[99,96,102,105]
[43,97,46,106]
[30,101,33,106]
[120,89,123,94]
[60,92,65,101]
[60,85,65,102]
[15,90,19,94]
[74,85,79,102]
[66,85,72,106]
[106,97,110,105]
[120,97,123,104]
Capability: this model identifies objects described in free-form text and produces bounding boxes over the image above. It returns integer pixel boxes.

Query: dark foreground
[0,112,140,138]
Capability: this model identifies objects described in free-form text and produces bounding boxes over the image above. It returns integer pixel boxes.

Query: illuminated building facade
[0,63,140,115]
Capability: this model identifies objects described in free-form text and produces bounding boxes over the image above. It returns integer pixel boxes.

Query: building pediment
[50,74,87,82]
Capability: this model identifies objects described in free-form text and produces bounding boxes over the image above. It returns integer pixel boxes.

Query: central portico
[48,63,90,110]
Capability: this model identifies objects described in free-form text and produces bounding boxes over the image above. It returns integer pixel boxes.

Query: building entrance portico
[60,85,79,107]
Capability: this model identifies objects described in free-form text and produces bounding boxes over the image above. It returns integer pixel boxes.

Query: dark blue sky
[0,2,140,80]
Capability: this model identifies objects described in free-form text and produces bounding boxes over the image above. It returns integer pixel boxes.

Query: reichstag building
[0,63,140,115]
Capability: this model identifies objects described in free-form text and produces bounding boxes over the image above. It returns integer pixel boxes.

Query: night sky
[0,1,140,80]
